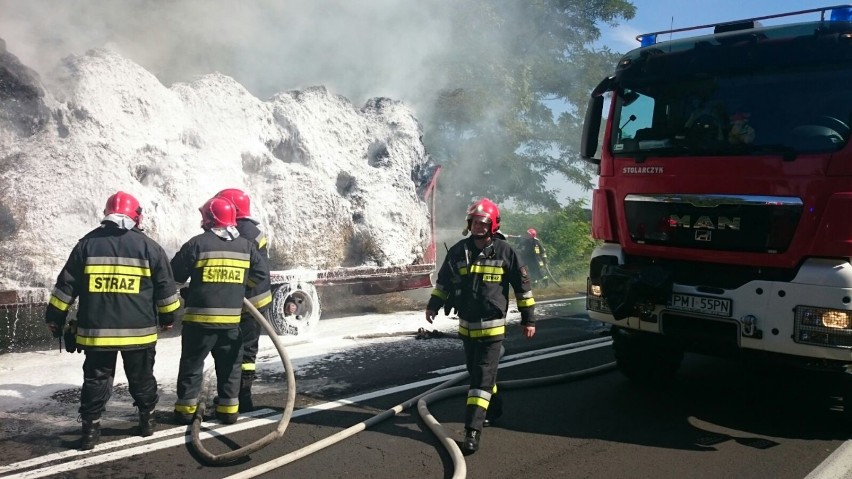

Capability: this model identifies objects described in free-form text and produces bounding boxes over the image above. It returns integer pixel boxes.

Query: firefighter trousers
[461,338,504,431]
[239,313,260,380]
[175,325,243,416]
[79,348,158,421]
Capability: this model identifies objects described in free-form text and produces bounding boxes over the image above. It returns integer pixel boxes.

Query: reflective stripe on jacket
[45,224,181,350]
[427,237,535,341]
[171,230,271,328]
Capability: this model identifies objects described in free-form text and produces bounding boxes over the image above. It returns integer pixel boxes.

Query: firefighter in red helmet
[171,196,272,425]
[520,227,549,287]
[45,191,182,450]
[215,188,270,411]
[425,197,536,454]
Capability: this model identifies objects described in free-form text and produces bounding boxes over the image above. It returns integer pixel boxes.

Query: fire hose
[221,336,617,479]
[189,298,297,464]
[543,263,562,288]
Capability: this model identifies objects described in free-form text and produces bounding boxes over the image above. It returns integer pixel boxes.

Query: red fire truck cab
[581,5,852,404]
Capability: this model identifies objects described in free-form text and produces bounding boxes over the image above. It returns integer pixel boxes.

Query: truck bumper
[587,243,852,365]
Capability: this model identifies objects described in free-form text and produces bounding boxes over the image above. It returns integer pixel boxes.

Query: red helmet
[215,188,251,219]
[200,197,237,229]
[104,191,142,226]
[465,198,500,235]
[527,228,537,239]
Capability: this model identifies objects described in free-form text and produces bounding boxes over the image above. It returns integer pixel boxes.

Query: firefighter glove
[47,321,62,338]
[63,320,81,353]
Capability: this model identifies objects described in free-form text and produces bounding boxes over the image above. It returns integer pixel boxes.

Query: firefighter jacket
[171,229,272,328]
[235,218,271,318]
[236,218,268,260]
[520,238,547,267]
[44,223,182,351]
[427,237,535,341]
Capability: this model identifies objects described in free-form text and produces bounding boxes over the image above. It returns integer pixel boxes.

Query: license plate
[667,293,732,317]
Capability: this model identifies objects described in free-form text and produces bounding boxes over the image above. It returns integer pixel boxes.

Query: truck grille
[624,194,802,253]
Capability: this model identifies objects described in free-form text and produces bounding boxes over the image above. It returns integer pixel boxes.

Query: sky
[600,1,833,51]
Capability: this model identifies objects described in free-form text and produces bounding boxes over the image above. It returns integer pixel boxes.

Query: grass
[534,277,587,300]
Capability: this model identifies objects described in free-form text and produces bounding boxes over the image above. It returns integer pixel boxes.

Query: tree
[502,199,598,283]
[423,0,635,224]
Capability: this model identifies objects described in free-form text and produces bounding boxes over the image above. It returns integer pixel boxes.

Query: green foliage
[424,0,636,221]
[502,199,600,281]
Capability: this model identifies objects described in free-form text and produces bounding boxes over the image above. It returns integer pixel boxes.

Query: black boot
[80,419,101,451]
[239,373,255,412]
[173,410,194,425]
[484,394,503,427]
[239,393,254,413]
[461,428,480,454]
[217,411,238,424]
[138,410,156,437]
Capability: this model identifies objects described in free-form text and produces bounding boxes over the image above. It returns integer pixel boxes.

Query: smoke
[0,0,457,115]
[1,0,603,218]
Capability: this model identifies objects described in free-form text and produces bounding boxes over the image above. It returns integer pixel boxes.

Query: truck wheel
[843,373,852,425]
[611,326,683,386]
[270,283,321,337]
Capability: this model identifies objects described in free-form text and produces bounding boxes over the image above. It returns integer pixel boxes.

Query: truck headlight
[794,306,852,348]
[586,278,610,313]
[821,310,850,329]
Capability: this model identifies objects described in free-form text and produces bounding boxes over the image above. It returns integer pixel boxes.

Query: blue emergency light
[638,34,657,47]
[830,7,852,21]
[635,5,852,47]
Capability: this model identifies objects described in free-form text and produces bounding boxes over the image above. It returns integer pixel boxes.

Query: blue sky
[554,1,834,204]
[600,1,835,52]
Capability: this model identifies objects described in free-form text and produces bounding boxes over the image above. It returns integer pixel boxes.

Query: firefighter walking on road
[425,198,536,454]
[44,191,182,450]
[171,196,272,425]
[215,188,270,412]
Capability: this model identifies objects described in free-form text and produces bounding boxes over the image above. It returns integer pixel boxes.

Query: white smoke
[0,0,456,114]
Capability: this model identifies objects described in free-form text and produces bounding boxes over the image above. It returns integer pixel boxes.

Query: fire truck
[581,5,852,402]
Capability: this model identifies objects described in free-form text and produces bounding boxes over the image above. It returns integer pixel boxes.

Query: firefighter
[44,191,182,450]
[425,198,536,454]
[171,196,272,425]
[215,188,270,412]
[521,228,549,287]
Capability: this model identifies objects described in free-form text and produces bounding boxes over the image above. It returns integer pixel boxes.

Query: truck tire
[843,373,852,425]
[611,326,683,387]
[270,283,321,337]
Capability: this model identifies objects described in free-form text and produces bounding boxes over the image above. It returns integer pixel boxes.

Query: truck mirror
[582,76,614,166]
[581,95,604,165]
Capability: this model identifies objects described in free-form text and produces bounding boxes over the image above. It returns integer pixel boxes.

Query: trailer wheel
[611,326,682,387]
[270,283,321,337]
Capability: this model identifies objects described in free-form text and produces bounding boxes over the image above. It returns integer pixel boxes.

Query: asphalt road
[3,299,851,478]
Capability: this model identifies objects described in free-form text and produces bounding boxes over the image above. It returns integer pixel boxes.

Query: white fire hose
[189,298,297,464]
[215,327,616,479]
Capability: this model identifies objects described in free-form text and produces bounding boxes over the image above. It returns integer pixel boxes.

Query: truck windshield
[611,66,852,157]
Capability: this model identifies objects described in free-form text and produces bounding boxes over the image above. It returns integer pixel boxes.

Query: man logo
[695,230,712,241]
